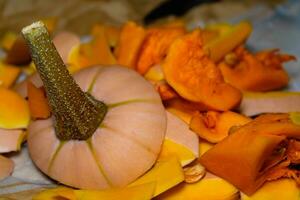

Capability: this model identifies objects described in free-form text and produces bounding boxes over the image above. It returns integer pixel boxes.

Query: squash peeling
[162,30,242,111]
[219,46,296,92]
[204,21,252,62]
[0,154,14,181]
[200,113,300,195]
[137,27,186,75]
[0,61,21,88]
[91,24,120,48]
[114,21,145,68]
[27,81,51,120]
[68,25,116,69]
[0,128,25,153]
[190,111,251,143]
[154,81,178,101]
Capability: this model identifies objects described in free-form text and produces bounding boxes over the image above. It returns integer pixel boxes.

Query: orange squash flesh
[200,113,300,195]
[91,24,120,47]
[190,111,251,143]
[204,21,252,62]
[0,61,21,88]
[219,46,295,92]
[114,21,145,69]
[27,81,51,120]
[68,26,116,69]
[162,30,242,111]
[154,81,178,101]
[137,27,186,75]
[0,87,30,129]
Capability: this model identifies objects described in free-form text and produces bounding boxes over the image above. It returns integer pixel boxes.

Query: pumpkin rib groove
[86,138,113,187]
[100,126,157,156]
[47,141,66,174]
[107,98,160,109]
[87,68,102,93]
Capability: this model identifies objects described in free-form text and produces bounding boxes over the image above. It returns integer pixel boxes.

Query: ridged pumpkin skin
[27,65,166,189]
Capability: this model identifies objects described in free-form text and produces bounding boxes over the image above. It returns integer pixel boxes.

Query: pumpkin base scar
[107,98,160,109]
[86,138,113,187]
[47,141,66,174]
[101,125,157,156]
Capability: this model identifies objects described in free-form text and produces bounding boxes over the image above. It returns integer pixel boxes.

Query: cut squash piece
[190,111,251,143]
[144,64,164,82]
[27,81,51,119]
[91,24,120,47]
[240,91,300,116]
[130,156,184,197]
[32,187,76,200]
[163,30,242,111]
[241,179,300,200]
[165,98,205,124]
[165,111,199,163]
[166,107,193,125]
[0,128,25,153]
[68,27,116,69]
[114,21,145,68]
[0,61,21,88]
[290,112,300,125]
[0,87,30,129]
[75,183,155,200]
[200,114,300,195]
[159,139,196,167]
[158,172,239,200]
[219,47,294,92]
[33,183,155,200]
[137,27,186,75]
[0,155,14,181]
[204,21,252,62]
[199,140,214,156]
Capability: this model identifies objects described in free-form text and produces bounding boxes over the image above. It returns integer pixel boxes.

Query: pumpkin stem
[22,21,107,140]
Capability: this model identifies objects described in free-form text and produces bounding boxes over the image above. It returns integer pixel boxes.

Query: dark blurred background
[0,0,288,34]
[0,0,299,88]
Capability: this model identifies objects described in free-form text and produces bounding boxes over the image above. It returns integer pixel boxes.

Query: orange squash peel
[219,46,296,92]
[200,113,300,195]
[114,21,145,68]
[162,30,242,111]
[137,26,186,75]
[190,111,251,143]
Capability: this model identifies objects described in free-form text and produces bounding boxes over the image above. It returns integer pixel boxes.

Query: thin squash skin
[0,154,14,181]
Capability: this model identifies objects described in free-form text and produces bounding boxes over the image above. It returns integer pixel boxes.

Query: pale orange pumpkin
[22,22,166,189]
